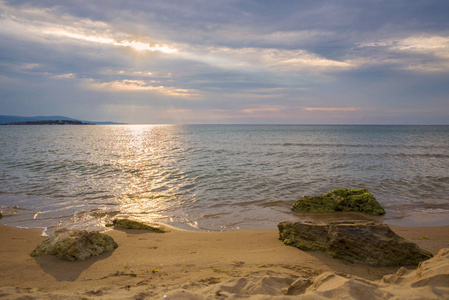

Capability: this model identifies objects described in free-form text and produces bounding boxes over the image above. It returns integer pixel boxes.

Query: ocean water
[1,124,448,234]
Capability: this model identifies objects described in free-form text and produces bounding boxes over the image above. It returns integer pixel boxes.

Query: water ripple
[1,124,449,232]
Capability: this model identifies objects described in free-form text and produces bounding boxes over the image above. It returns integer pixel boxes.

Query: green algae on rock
[111,219,165,233]
[30,229,118,261]
[291,188,385,215]
[278,221,433,267]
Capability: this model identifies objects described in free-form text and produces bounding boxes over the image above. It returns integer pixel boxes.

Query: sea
[1,125,448,235]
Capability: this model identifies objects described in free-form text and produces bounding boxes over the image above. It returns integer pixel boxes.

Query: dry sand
[0,224,448,299]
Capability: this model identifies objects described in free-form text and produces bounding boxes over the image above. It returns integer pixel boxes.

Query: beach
[1,224,448,299]
[2,0,449,297]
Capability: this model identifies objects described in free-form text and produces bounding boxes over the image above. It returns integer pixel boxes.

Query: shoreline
[2,203,449,235]
[1,224,448,299]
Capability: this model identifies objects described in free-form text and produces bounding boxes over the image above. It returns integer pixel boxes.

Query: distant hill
[7,120,91,125]
[0,115,126,125]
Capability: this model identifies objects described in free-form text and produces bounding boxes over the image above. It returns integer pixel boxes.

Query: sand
[0,224,448,299]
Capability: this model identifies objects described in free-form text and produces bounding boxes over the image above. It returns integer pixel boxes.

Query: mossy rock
[278,221,433,266]
[30,229,118,261]
[292,188,385,215]
[111,219,165,233]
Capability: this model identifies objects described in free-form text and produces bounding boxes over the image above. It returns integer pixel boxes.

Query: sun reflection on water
[112,125,187,224]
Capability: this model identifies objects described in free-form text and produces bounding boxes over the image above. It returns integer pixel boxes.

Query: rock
[30,229,118,261]
[0,212,2,219]
[110,219,165,232]
[278,221,433,266]
[283,277,313,295]
[291,188,386,215]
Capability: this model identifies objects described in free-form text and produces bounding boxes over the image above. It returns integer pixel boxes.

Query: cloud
[156,105,367,124]
[99,69,172,78]
[359,35,449,73]
[0,61,53,77]
[393,36,449,54]
[161,107,293,123]
[181,46,355,75]
[44,29,177,53]
[0,2,177,54]
[43,30,115,44]
[206,25,332,48]
[51,73,76,79]
[394,36,449,72]
[240,106,284,114]
[302,107,362,112]
[83,78,200,97]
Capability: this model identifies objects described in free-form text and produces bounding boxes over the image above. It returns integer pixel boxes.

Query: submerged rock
[30,229,118,261]
[291,188,385,215]
[110,218,165,232]
[278,221,433,266]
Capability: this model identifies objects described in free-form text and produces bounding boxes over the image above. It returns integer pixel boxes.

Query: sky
[1,0,449,124]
